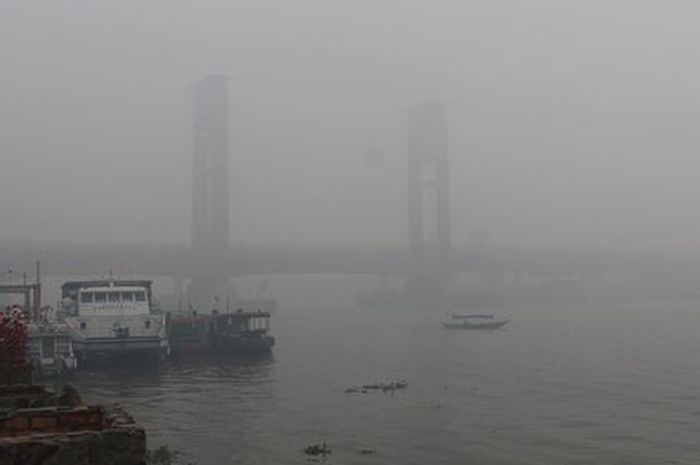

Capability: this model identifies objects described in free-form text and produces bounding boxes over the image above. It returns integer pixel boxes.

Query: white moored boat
[61,280,169,363]
[28,319,78,377]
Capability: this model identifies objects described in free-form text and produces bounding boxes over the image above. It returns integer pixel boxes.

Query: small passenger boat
[441,313,508,330]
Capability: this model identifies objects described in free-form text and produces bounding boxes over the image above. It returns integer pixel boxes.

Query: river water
[74,299,700,464]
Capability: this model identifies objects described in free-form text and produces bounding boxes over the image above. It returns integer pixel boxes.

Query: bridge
[1,242,689,279]
[2,76,699,306]
[2,76,462,305]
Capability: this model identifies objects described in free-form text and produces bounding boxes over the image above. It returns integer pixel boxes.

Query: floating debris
[346,380,407,393]
[360,448,377,455]
[304,442,331,456]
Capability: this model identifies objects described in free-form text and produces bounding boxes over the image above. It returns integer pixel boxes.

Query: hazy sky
[3,1,700,247]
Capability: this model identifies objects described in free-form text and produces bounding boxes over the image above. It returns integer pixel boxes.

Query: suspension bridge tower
[405,101,452,298]
[189,75,231,309]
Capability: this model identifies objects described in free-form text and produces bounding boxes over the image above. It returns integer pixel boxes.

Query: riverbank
[0,384,146,465]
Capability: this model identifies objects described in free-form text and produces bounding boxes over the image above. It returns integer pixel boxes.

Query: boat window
[134,291,146,302]
[108,292,120,302]
[122,292,133,302]
[80,293,93,303]
[94,292,107,303]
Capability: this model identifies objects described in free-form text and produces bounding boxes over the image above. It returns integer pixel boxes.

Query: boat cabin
[62,280,154,317]
[75,287,149,316]
[212,309,271,336]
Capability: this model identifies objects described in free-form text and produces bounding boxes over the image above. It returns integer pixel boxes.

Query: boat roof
[62,280,153,299]
[216,310,271,318]
[169,310,271,322]
[79,286,148,293]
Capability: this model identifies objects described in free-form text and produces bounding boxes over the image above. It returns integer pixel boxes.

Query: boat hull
[74,341,169,364]
[209,335,275,354]
[65,312,169,365]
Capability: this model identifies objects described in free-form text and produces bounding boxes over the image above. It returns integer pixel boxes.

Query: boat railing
[167,309,271,335]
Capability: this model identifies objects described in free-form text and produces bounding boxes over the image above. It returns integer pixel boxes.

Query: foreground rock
[0,384,146,465]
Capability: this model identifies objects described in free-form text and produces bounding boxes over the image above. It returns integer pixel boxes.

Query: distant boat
[441,313,508,330]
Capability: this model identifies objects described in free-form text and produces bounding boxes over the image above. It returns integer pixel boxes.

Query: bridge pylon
[407,101,451,258]
[405,101,452,301]
[190,75,231,309]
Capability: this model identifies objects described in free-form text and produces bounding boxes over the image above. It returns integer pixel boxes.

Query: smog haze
[3,1,700,248]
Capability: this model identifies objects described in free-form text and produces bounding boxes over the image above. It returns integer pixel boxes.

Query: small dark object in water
[355,380,408,393]
[442,314,508,330]
[304,443,331,456]
[382,380,407,391]
[344,386,369,394]
[360,448,376,455]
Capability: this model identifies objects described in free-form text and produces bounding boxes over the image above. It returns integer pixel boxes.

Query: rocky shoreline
[0,384,146,465]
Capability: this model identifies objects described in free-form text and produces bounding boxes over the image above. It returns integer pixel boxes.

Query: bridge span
[1,242,696,281]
